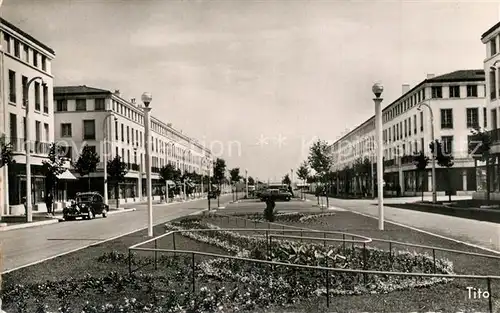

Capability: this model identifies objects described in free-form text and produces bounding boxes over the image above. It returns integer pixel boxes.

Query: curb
[0,219,59,232]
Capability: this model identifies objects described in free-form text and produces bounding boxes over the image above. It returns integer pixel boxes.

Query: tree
[41,143,66,212]
[213,158,227,207]
[296,161,310,200]
[430,139,455,202]
[412,151,429,202]
[229,168,241,201]
[308,139,333,207]
[282,174,291,185]
[0,134,14,169]
[248,176,255,185]
[107,155,128,208]
[74,144,100,191]
[469,128,494,202]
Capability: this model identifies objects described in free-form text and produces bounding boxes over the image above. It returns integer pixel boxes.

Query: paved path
[0,195,232,273]
[309,195,500,252]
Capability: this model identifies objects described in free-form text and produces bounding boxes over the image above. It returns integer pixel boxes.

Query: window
[76,99,86,111]
[484,107,488,128]
[35,121,41,142]
[56,99,67,111]
[22,76,28,106]
[43,84,49,113]
[115,121,119,140]
[34,82,40,111]
[61,123,72,137]
[414,141,418,153]
[404,120,407,137]
[440,109,453,129]
[413,115,417,134]
[135,130,138,145]
[132,128,135,143]
[23,45,29,62]
[8,70,16,103]
[115,147,119,157]
[41,56,47,71]
[491,37,497,56]
[140,131,143,147]
[9,113,17,139]
[441,136,453,155]
[399,122,403,139]
[408,118,412,136]
[466,108,479,128]
[431,86,442,98]
[127,126,130,143]
[421,138,424,152]
[121,124,124,142]
[83,120,96,140]
[490,71,497,100]
[23,117,26,139]
[420,112,424,132]
[14,40,20,58]
[449,85,460,98]
[467,85,478,97]
[33,51,38,67]
[44,123,49,142]
[95,98,105,111]
[4,34,11,53]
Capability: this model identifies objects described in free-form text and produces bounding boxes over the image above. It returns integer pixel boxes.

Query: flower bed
[234,212,336,224]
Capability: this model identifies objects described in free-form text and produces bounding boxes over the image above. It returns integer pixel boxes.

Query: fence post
[323,232,326,247]
[342,234,346,253]
[266,230,269,260]
[432,248,436,274]
[325,269,330,308]
[487,277,492,313]
[128,249,132,275]
[192,253,196,293]
[389,242,392,265]
[154,239,158,270]
[363,242,367,284]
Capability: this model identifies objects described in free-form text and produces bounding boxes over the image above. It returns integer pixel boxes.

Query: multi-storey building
[1,18,56,215]
[53,86,213,202]
[331,70,485,196]
[479,21,500,199]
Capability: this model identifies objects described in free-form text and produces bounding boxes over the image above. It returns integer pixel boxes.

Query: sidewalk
[309,195,500,253]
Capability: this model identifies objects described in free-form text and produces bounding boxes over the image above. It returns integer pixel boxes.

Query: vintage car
[63,192,109,221]
[259,188,292,202]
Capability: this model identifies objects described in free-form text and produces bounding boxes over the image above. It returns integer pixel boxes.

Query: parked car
[260,188,292,201]
[63,192,109,221]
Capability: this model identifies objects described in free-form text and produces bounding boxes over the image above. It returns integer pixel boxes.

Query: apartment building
[53,86,213,202]
[331,70,486,196]
[0,18,56,215]
[479,21,500,199]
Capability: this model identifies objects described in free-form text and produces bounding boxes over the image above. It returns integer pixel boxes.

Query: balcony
[400,155,414,165]
[384,159,395,167]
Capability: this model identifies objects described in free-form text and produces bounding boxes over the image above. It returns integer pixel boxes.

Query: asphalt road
[0,195,232,273]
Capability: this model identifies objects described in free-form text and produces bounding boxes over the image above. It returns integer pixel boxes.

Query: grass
[3,207,500,312]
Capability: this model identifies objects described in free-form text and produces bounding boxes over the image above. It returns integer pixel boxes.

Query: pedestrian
[45,192,54,215]
[22,196,27,216]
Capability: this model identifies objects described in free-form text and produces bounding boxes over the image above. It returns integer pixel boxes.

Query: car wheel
[102,208,107,218]
[87,210,94,220]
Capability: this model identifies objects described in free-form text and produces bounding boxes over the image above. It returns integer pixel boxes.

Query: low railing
[129,213,500,312]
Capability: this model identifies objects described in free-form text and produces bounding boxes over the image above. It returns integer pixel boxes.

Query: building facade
[331,70,486,196]
[1,18,56,215]
[478,21,500,199]
[53,86,213,202]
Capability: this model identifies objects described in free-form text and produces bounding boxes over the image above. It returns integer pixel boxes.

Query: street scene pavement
[306,194,500,253]
[0,195,232,273]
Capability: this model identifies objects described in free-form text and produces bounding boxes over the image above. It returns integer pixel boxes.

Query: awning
[124,172,137,178]
[57,170,77,180]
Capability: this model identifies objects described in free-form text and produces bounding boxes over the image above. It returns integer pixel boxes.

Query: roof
[54,85,112,96]
[331,69,485,146]
[0,18,55,55]
[426,69,485,83]
[482,21,500,40]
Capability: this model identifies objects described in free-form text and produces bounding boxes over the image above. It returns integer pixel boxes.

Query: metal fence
[128,213,500,312]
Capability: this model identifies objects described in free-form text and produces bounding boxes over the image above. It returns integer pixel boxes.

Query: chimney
[426,73,435,79]
[402,84,410,95]
[131,98,136,104]
[114,89,121,97]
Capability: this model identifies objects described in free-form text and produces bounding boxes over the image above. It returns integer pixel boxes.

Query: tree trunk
[218,183,221,208]
[447,170,452,202]
[420,171,424,202]
[88,175,91,191]
[115,183,119,209]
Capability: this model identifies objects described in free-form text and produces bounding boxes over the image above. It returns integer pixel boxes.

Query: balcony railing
[488,128,500,143]
[3,137,50,155]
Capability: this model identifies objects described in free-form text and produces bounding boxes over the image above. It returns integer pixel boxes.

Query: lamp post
[372,83,384,230]
[417,102,437,203]
[24,76,44,223]
[181,149,187,201]
[141,92,153,237]
[102,112,116,206]
[245,168,248,198]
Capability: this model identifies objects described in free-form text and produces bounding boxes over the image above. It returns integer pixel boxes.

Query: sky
[2,0,499,182]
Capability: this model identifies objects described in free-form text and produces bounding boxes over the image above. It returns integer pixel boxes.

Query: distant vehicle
[208,190,218,199]
[63,192,109,221]
[260,188,292,201]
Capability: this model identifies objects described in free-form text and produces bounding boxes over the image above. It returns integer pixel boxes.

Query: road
[0,195,232,273]
[309,194,500,252]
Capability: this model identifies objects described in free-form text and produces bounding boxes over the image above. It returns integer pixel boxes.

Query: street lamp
[245,168,248,199]
[417,102,437,203]
[372,82,384,230]
[102,112,117,206]
[141,92,153,237]
[25,76,44,223]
